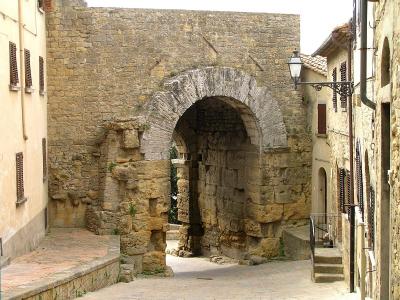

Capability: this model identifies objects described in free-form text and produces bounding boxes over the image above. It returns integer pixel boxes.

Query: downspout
[348,31,355,293]
[360,0,376,110]
[18,0,28,140]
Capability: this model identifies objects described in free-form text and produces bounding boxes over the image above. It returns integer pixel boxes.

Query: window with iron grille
[39,56,45,94]
[356,141,364,221]
[25,49,32,90]
[42,138,47,180]
[16,152,25,204]
[332,68,337,112]
[339,168,346,213]
[340,62,347,110]
[9,42,19,88]
[368,187,375,251]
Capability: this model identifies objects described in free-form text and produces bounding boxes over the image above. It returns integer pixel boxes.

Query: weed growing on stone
[129,203,137,217]
[108,161,117,172]
[112,228,120,235]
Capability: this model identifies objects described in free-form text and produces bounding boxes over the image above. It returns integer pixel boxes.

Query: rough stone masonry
[46,0,311,274]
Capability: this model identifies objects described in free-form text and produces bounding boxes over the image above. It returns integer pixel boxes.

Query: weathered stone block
[142,251,165,272]
[122,129,140,149]
[247,203,283,223]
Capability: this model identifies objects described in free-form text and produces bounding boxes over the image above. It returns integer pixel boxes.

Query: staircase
[312,247,344,283]
[309,214,344,283]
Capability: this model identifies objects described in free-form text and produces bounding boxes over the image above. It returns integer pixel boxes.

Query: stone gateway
[47,0,311,273]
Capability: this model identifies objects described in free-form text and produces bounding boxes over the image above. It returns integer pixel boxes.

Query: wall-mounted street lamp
[288,50,353,97]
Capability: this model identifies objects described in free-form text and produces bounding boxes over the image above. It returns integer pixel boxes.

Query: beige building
[0,0,48,261]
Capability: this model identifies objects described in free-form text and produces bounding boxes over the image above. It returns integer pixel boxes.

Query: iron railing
[310,213,340,250]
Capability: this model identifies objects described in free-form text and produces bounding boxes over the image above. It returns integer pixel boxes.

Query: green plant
[279,237,285,257]
[112,228,120,235]
[168,146,179,224]
[76,290,87,297]
[129,203,137,217]
[141,267,165,276]
[108,161,117,172]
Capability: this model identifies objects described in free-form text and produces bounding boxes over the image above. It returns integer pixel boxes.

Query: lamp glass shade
[288,51,303,82]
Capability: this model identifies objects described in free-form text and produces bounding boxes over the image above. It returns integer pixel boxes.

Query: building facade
[0,0,48,260]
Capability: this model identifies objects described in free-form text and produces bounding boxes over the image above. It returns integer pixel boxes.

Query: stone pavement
[1,228,119,299]
[81,255,358,300]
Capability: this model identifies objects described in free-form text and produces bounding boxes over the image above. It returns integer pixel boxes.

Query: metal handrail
[309,217,315,262]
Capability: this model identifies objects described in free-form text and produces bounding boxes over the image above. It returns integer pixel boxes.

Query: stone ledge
[2,234,120,300]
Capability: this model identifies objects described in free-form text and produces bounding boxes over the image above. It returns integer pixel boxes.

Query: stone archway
[141,67,288,160]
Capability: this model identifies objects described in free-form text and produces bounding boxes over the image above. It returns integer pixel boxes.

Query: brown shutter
[332,67,337,112]
[42,138,47,179]
[16,152,25,203]
[346,170,351,217]
[368,187,375,250]
[9,42,19,86]
[317,104,327,134]
[340,62,347,109]
[339,168,345,213]
[39,56,45,93]
[24,49,32,88]
[44,0,54,12]
[356,141,364,221]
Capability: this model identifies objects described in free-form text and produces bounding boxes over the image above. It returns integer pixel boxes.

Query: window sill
[341,108,347,112]
[9,85,20,91]
[16,197,28,207]
[39,90,46,96]
[25,87,34,94]
[315,133,327,138]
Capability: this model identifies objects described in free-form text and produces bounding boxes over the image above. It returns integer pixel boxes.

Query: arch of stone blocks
[140,67,288,160]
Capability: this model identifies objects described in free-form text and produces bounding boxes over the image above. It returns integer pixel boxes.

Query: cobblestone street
[81,255,357,300]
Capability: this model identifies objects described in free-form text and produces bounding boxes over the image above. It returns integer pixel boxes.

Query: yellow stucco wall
[0,0,47,259]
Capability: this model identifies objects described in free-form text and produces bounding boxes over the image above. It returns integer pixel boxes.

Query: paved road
[81,255,358,300]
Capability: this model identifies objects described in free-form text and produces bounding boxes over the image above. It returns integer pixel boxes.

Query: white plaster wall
[0,0,48,259]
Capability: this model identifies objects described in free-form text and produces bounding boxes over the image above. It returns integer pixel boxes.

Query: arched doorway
[317,167,328,220]
[171,96,261,258]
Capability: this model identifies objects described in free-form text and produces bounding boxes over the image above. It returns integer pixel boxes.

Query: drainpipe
[360,0,376,110]
[348,29,356,293]
[18,0,28,140]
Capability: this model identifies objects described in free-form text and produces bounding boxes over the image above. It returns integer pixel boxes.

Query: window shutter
[339,168,346,213]
[356,142,364,221]
[42,138,47,179]
[340,62,347,109]
[317,104,327,134]
[39,56,45,93]
[44,0,54,12]
[346,170,351,217]
[16,152,25,203]
[9,42,19,86]
[332,67,337,112]
[368,187,375,250]
[25,49,32,88]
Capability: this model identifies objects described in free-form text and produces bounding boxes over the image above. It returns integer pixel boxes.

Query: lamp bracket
[297,81,354,97]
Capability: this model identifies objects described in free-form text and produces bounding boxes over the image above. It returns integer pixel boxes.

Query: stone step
[314,263,343,274]
[0,256,10,268]
[166,230,180,240]
[314,247,342,264]
[314,273,344,283]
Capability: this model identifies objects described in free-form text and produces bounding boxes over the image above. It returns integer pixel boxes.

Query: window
[381,37,390,87]
[16,152,26,205]
[42,138,47,180]
[25,49,32,91]
[317,103,326,134]
[38,0,44,10]
[332,68,337,112]
[368,187,375,250]
[9,42,19,89]
[340,62,347,110]
[39,56,45,94]
[38,0,53,12]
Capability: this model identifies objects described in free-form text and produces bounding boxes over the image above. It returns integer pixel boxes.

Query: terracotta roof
[300,54,327,76]
[312,23,352,57]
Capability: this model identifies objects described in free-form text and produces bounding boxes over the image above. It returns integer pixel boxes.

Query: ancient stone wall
[374,1,400,298]
[46,0,311,272]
